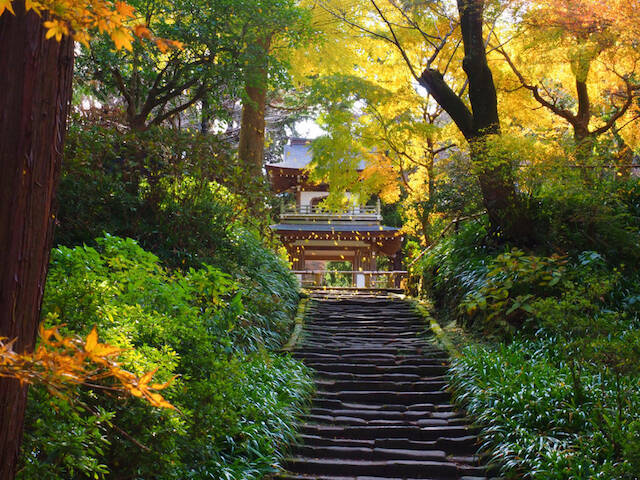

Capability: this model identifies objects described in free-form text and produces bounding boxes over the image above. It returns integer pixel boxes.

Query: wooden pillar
[392,254,403,288]
[368,250,377,287]
[297,246,306,270]
[363,248,372,288]
[295,186,301,208]
[352,248,361,287]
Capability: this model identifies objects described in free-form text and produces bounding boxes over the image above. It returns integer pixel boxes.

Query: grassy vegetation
[413,176,640,479]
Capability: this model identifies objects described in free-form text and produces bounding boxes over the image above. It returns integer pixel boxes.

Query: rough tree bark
[0,3,74,478]
[238,35,273,176]
[420,0,531,242]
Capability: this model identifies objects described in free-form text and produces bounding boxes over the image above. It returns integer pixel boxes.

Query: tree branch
[497,46,577,124]
[419,69,474,140]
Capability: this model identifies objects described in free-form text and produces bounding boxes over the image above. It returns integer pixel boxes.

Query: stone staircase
[273,295,491,480]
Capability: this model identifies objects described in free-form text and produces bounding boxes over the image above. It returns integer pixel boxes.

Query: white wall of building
[300,191,328,206]
[299,191,359,207]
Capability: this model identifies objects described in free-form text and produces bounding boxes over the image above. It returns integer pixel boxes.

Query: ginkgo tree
[306,70,464,247]
[496,0,640,165]
[289,1,459,244]
[297,0,535,243]
[0,1,162,477]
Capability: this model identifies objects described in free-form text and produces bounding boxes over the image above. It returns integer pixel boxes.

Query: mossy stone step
[276,296,486,480]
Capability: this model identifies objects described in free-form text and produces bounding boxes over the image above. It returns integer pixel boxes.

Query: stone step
[309,398,457,412]
[294,347,445,355]
[299,423,476,441]
[290,445,448,462]
[313,390,451,404]
[301,358,451,368]
[305,363,449,375]
[303,326,426,333]
[283,457,462,478]
[314,379,449,392]
[309,408,464,422]
[302,414,452,427]
[313,372,445,382]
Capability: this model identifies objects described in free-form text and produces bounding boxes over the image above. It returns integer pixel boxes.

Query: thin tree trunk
[0,3,74,478]
[238,34,272,175]
[200,96,211,134]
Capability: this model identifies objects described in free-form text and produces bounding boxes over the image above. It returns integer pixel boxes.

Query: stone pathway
[274,294,490,480]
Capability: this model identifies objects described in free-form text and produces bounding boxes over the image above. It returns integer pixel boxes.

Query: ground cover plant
[18,235,313,479]
[413,175,640,479]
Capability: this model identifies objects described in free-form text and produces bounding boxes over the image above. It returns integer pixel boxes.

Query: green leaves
[459,248,568,334]
[450,337,640,479]
[74,0,309,129]
[20,235,311,479]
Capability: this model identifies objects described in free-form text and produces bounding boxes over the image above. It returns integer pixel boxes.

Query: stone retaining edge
[412,298,460,359]
[281,292,310,352]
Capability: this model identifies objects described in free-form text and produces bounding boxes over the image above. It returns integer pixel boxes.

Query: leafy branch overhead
[0,323,175,409]
[0,0,182,51]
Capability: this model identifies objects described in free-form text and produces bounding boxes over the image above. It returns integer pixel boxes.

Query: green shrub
[413,219,496,319]
[56,123,271,270]
[459,248,567,336]
[530,177,640,262]
[19,236,313,480]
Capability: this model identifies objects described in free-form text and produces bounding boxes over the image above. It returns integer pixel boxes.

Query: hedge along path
[273,292,494,480]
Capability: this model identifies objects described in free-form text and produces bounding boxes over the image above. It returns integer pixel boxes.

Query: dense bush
[442,251,640,478]
[415,220,494,320]
[55,123,300,352]
[459,248,567,336]
[413,172,640,478]
[530,179,640,262]
[56,123,271,269]
[19,236,313,479]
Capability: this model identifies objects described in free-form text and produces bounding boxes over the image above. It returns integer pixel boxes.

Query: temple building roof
[266,139,367,172]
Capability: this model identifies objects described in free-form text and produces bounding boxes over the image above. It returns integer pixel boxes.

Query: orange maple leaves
[0,324,174,409]
[0,0,183,51]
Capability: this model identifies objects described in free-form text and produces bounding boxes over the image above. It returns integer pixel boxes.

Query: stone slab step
[313,390,451,404]
[283,457,461,478]
[306,364,449,375]
[309,408,463,422]
[314,380,449,392]
[299,423,476,441]
[290,445,448,462]
[302,414,451,427]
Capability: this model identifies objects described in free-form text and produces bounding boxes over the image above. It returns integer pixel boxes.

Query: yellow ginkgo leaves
[0,323,175,410]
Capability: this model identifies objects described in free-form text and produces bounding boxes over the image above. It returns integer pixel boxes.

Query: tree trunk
[421,0,532,242]
[0,3,74,478]
[200,96,211,134]
[238,35,272,176]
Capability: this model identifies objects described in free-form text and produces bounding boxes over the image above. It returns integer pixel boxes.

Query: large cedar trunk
[0,3,74,478]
